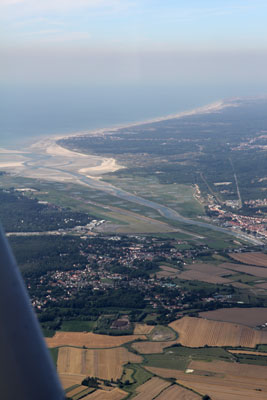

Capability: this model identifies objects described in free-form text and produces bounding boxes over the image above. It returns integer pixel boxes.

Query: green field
[143,345,234,371]
[228,273,260,284]
[0,174,178,234]
[121,367,135,384]
[257,345,267,352]
[235,354,267,366]
[0,168,249,246]
[122,364,154,394]
[60,320,96,332]
[103,175,205,219]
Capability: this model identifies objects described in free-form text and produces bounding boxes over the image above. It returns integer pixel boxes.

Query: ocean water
[1,83,266,149]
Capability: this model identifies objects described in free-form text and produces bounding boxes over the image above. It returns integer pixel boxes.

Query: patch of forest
[0,188,93,232]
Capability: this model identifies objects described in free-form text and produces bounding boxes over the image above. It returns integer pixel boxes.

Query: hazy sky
[1,0,267,87]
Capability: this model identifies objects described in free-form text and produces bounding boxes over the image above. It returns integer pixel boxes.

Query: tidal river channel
[22,149,263,246]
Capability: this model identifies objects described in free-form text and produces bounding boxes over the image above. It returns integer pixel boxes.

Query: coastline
[51,98,234,145]
[0,98,236,181]
[0,97,264,245]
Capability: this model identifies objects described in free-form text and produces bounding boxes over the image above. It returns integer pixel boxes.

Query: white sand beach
[0,99,236,184]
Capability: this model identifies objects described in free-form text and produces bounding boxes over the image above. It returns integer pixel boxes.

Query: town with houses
[28,233,242,330]
[194,185,267,241]
[207,198,267,240]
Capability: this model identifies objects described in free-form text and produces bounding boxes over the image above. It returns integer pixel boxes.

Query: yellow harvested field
[221,262,267,278]
[132,377,170,400]
[134,324,154,335]
[157,271,178,278]
[82,388,127,400]
[186,263,232,276]
[156,384,200,400]
[160,265,180,273]
[178,269,231,284]
[181,360,267,399]
[177,378,267,400]
[189,360,267,379]
[228,350,267,356]
[132,341,176,354]
[169,316,267,347]
[46,331,145,348]
[176,262,236,284]
[156,265,180,278]
[67,385,90,397]
[146,363,267,400]
[230,252,267,267]
[57,346,142,381]
[199,307,267,328]
[59,373,85,390]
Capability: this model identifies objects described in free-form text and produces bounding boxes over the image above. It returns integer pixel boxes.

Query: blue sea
[1,83,266,149]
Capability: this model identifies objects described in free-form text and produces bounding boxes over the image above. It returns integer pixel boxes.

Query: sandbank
[0,99,236,183]
[0,162,24,168]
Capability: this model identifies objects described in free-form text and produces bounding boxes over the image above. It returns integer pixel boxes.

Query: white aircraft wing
[0,227,65,400]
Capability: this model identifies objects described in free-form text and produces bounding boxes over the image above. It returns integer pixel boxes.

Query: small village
[208,201,267,240]
[29,235,237,319]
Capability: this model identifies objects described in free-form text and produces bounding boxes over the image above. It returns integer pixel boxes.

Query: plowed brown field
[177,270,231,284]
[46,332,145,348]
[82,388,127,400]
[156,384,200,400]
[230,252,267,267]
[176,262,236,284]
[169,316,267,347]
[255,282,267,289]
[221,262,267,278]
[199,307,267,327]
[132,377,170,400]
[186,263,232,276]
[57,346,142,380]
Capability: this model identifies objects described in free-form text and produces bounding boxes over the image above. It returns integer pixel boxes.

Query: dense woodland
[10,235,87,275]
[0,188,93,232]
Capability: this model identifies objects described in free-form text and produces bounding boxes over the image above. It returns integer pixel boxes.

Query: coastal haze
[2,83,265,149]
[2,0,267,148]
[1,1,267,400]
